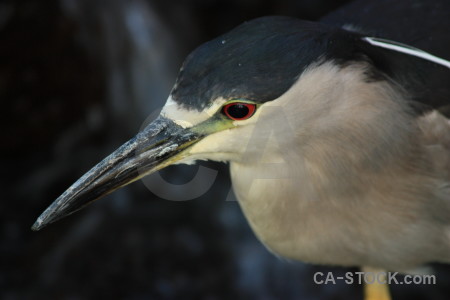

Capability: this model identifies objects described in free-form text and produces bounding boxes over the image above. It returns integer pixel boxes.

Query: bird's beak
[32,116,203,231]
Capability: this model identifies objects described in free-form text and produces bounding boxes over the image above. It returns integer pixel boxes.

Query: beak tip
[31,214,48,231]
[31,208,55,231]
[31,220,43,231]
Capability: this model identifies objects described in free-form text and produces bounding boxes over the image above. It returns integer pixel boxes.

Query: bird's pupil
[228,104,249,118]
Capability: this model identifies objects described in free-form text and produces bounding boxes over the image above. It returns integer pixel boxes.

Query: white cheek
[187,127,252,162]
[189,129,236,154]
[160,96,206,128]
[161,96,227,127]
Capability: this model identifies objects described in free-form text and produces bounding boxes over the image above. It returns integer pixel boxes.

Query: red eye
[222,102,256,120]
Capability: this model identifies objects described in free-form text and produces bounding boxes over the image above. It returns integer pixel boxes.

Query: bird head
[32,16,449,230]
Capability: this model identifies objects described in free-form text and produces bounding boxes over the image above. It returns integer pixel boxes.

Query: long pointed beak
[32,116,202,231]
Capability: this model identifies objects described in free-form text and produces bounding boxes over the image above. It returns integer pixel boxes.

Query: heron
[32,1,450,299]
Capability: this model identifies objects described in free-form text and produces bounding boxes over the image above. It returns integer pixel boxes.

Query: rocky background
[1,0,449,299]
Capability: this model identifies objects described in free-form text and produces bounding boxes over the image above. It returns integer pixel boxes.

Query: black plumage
[171,0,449,115]
[171,17,337,110]
[322,0,450,114]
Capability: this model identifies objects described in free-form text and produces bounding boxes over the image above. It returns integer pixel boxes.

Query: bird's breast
[229,149,450,270]
[229,160,366,266]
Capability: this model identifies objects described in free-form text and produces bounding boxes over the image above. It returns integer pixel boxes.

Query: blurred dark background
[1,0,449,299]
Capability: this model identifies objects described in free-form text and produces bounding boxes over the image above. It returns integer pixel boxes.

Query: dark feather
[172,2,450,114]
